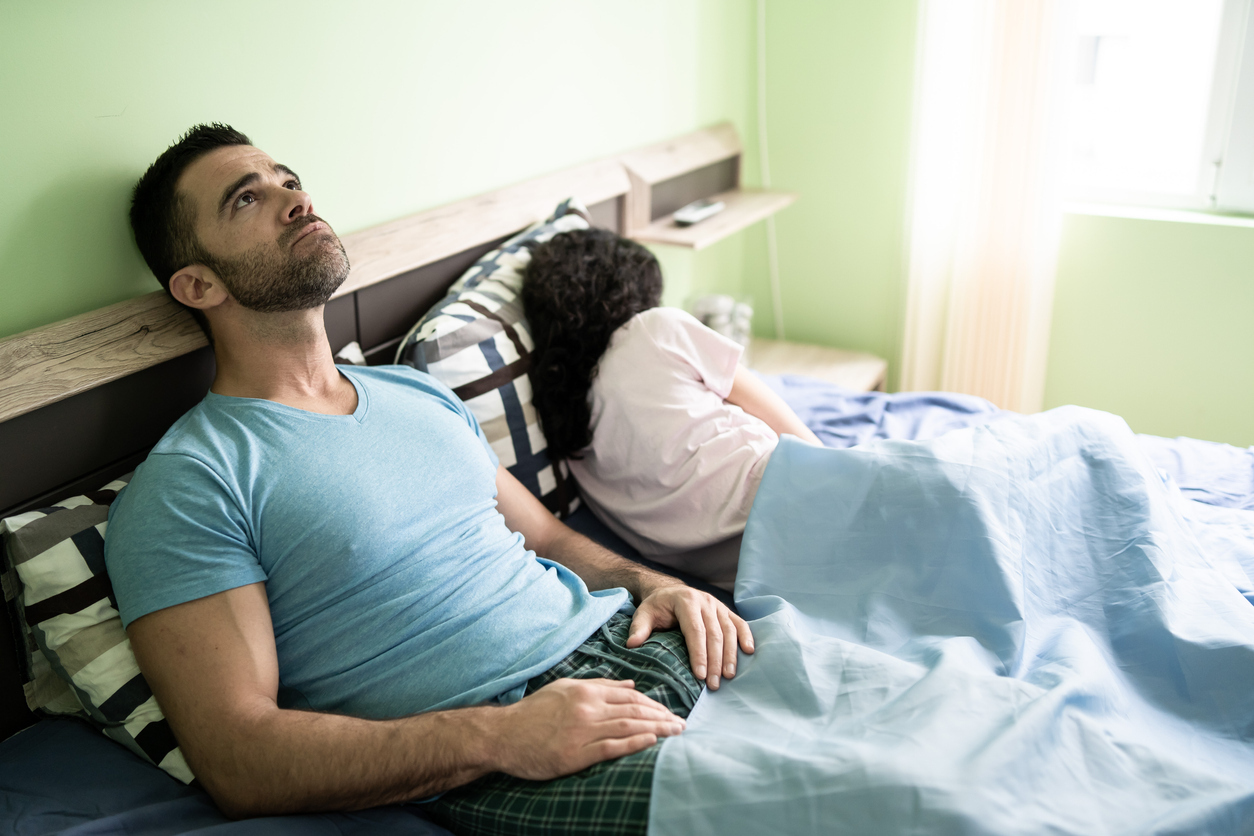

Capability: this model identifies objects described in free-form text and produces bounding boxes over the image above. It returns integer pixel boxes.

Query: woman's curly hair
[522,228,663,460]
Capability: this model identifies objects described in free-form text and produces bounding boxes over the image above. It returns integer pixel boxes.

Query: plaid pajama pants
[423,612,703,836]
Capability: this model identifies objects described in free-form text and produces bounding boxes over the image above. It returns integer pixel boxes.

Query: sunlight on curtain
[900,0,1076,412]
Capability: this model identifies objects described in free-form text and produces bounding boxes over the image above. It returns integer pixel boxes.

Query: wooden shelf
[746,338,887,393]
[630,188,797,250]
[618,123,742,191]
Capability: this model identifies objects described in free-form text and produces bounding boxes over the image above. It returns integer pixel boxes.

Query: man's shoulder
[148,396,225,457]
[148,389,290,460]
[127,402,241,504]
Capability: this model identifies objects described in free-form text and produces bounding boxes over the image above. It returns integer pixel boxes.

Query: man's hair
[521,228,663,460]
[130,123,252,332]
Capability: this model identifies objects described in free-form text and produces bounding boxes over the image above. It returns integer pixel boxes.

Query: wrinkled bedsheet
[651,406,1254,835]
[769,374,1254,512]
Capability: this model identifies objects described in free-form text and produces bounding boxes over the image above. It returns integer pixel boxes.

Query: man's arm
[128,582,685,818]
[726,365,822,446]
[495,468,754,691]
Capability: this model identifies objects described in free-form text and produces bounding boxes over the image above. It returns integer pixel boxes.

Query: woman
[522,228,820,583]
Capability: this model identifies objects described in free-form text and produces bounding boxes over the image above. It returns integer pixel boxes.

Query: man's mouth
[290,219,328,248]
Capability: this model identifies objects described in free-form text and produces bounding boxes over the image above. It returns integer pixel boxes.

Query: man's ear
[169,265,230,311]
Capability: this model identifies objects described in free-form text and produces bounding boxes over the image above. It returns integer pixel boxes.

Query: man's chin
[215,238,351,314]
[308,235,350,276]
[291,274,349,311]
[291,246,350,301]
[236,268,349,314]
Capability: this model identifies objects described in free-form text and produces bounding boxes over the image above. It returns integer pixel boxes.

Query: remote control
[673,198,726,226]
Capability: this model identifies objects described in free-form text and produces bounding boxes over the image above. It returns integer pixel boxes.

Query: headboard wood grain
[336,158,629,297]
[0,293,206,425]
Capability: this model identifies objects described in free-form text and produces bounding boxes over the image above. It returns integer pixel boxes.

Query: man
[104,124,753,835]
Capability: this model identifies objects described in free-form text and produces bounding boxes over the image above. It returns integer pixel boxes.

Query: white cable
[757,0,786,340]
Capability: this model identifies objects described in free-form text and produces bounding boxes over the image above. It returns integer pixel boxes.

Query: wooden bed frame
[0,123,769,741]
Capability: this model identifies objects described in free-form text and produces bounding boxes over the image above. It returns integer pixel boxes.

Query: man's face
[177,145,349,313]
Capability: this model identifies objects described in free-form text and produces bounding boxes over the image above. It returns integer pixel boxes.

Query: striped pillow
[396,199,588,518]
[0,480,193,783]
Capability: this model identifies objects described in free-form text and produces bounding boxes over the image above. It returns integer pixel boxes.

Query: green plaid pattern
[425,612,702,836]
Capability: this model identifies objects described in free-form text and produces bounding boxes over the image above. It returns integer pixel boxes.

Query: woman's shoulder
[607,306,700,354]
[626,306,705,341]
[638,305,700,327]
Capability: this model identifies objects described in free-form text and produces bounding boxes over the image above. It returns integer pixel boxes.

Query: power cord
[758,0,786,340]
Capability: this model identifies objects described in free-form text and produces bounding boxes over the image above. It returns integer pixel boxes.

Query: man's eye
[285,180,301,190]
[235,192,256,209]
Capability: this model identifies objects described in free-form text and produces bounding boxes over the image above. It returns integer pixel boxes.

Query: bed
[4,126,1254,835]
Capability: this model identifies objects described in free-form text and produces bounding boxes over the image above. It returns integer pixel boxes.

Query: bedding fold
[651,406,1254,835]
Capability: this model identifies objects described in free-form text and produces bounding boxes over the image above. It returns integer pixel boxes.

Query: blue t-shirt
[104,365,628,719]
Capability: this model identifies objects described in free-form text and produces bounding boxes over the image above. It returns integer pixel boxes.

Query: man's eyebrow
[218,171,259,216]
[216,165,301,217]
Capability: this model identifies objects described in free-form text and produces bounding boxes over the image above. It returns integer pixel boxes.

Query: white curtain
[899,0,1075,413]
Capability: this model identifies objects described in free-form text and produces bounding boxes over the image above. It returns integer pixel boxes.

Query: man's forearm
[542,525,681,602]
[197,699,501,818]
[495,465,678,601]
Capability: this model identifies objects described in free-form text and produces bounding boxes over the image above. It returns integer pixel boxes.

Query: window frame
[1066,0,1254,215]
[1215,0,1254,211]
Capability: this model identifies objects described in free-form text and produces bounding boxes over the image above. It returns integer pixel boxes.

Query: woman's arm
[725,365,822,446]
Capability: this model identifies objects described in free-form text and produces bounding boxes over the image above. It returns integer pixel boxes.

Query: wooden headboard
[0,122,785,739]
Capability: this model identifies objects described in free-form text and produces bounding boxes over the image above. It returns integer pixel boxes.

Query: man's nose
[284,188,314,222]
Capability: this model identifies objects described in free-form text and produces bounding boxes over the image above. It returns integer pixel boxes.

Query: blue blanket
[768,374,1254,512]
[651,406,1254,835]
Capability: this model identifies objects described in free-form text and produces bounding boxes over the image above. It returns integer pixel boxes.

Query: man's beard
[206,217,350,313]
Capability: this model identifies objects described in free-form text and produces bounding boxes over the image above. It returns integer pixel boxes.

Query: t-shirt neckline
[204,367,370,424]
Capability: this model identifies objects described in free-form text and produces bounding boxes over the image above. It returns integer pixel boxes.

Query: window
[1065,0,1254,213]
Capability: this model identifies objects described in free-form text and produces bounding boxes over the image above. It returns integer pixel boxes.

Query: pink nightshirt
[567,307,778,557]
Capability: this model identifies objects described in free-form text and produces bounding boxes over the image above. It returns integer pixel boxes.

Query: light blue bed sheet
[650,406,1254,835]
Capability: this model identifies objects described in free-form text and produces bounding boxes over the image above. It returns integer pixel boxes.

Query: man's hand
[627,582,754,690]
[494,466,757,693]
[490,679,685,780]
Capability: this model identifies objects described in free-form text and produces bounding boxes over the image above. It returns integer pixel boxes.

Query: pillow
[333,340,368,366]
[0,480,194,784]
[396,198,588,518]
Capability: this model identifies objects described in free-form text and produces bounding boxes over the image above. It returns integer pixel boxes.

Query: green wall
[6,1,1247,448]
[755,0,920,386]
[0,0,759,340]
[1043,213,1254,447]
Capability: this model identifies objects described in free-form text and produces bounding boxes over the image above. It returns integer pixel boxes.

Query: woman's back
[568,307,777,556]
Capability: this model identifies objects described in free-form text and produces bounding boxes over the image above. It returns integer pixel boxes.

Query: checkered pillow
[0,480,193,783]
[396,199,588,518]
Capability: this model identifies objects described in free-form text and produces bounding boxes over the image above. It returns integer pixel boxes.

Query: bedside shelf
[619,123,797,250]
[630,188,797,250]
[746,338,887,393]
